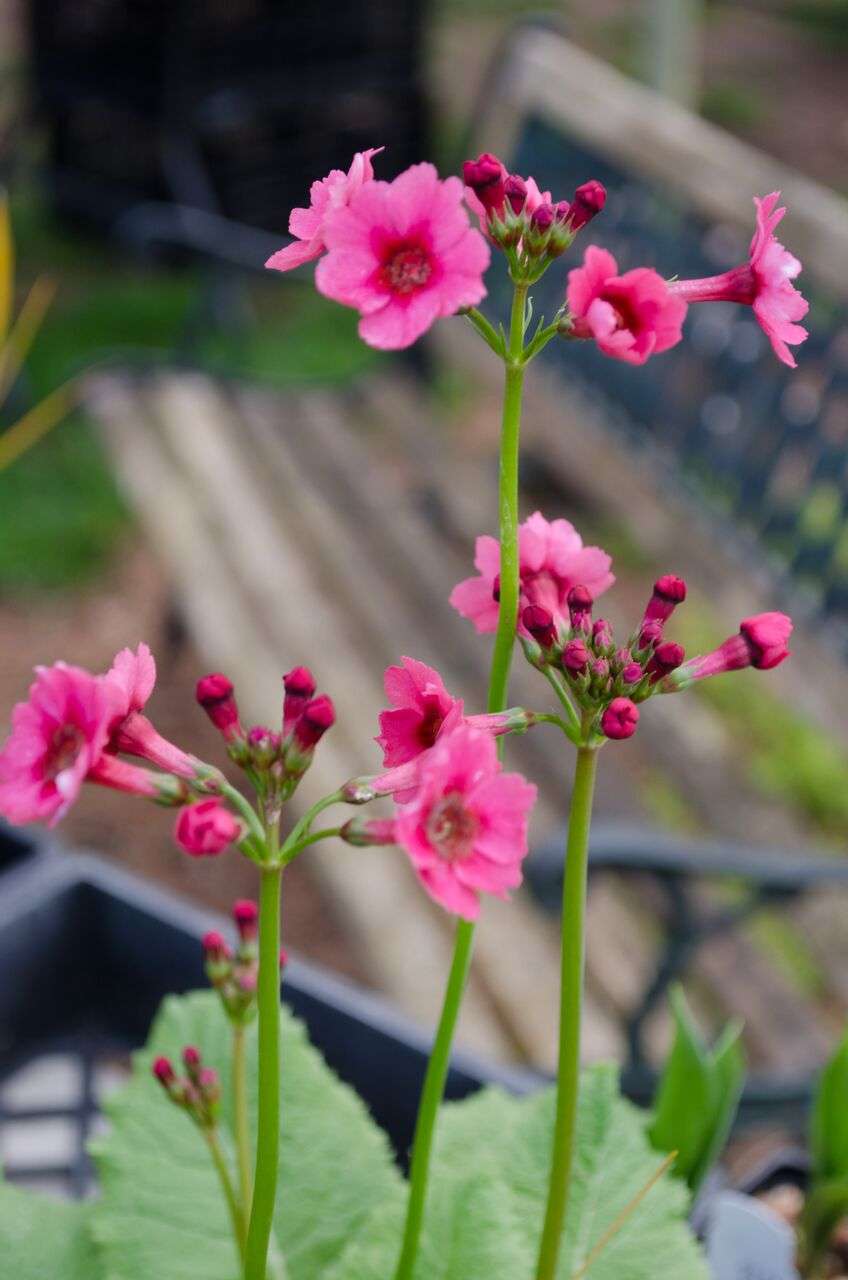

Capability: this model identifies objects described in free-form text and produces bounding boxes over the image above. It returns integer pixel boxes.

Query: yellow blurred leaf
[0,378,79,472]
[0,275,57,405]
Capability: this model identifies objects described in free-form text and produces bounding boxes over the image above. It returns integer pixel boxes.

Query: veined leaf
[0,1182,100,1280]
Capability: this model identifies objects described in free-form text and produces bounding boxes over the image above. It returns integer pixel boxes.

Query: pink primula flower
[0,663,116,826]
[104,643,200,779]
[567,246,687,365]
[265,148,381,274]
[394,724,536,920]
[315,162,490,350]
[375,656,512,801]
[450,510,614,636]
[668,193,808,367]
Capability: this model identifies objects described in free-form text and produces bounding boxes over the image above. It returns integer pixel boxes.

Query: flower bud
[592,618,613,651]
[568,180,606,231]
[279,947,289,971]
[591,658,609,680]
[601,697,639,741]
[152,1056,176,1088]
[340,816,398,848]
[196,673,242,741]
[740,612,792,670]
[568,584,593,632]
[182,1045,202,1078]
[643,575,687,626]
[282,666,317,737]
[621,661,644,685]
[202,930,231,962]
[247,724,280,769]
[523,604,557,651]
[637,619,664,651]
[283,694,336,781]
[233,898,258,943]
[563,638,590,674]
[463,153,507,218]
[175,799,241,857]
[648,641,685,682]
[530,201,555,233]
[504,174,527,214]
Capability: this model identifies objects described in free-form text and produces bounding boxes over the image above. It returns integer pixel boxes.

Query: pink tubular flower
[0,663,116,826]
[674,612,793,685]
[315,162,490,350]
[175,800,241,857]
[105,644,201,780]
[282,666,316,738]
[641,575,687,630]
[601,697,640,741]
[394,724,536,921]
[450,510,614,636]
[196,673,243,745]
[668,193,808,367]
[265,148,381,274]
[567,246,687,365]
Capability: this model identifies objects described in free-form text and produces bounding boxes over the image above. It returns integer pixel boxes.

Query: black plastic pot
[0,820,43,879]
[0,850,541,1195]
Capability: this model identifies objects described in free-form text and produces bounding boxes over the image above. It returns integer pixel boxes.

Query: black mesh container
[29,0,429,234]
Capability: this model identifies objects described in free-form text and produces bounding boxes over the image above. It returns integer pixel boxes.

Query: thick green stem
[205,1127,247,1269]
[244,863,282,1280]
[392,282,528,1280]
[535,745,599,1280]
[233,1024,252,1231]
[391,922,475,1280]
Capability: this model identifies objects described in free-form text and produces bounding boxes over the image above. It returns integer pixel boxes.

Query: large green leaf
[0,1183,100,1280]
[327,1064,708,1279]
[90,991,404,1280]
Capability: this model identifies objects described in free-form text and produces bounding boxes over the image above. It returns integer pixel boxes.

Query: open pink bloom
[394,724,536,920]
[567,246,687,365]
[315,162,490,350]
[104,644,201,779]
[265,148,381,274]
[668,193,808,367]
[375,656,512,802]
[450,510,614,636]
[0,663,117,826]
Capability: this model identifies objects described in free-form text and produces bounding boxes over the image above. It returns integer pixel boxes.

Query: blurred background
[1,0,848,1193]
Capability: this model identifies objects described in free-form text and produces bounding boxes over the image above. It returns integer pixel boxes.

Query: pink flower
[315,162,490,350]
[375,657,512,801]
[394,724,536,920]
[0,663,116,826]
[105,644,200,779]
[641,575,687,629]
[175,799,241,857]
[567,246,687,365]
[450,510,614,636]
[673,612,793,685]
[600,697,640,741]
[265,148,381,274]
[668,193,808,367]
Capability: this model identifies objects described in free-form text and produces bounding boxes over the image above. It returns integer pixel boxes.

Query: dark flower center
[46,724,84,779]
[426,791,478,861]
[416,696,445,749]
[380,246,432,296]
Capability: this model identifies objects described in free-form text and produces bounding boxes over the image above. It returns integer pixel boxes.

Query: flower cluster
[267,148,808,367]
[152,1045,221,1131]
[203,899,287,1025]
[451,518,793,744]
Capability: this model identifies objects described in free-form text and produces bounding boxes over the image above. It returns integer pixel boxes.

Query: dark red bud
[462,153,507,217]
[553,199,571,222]
[202,930,231,961]
[182,1045,201,1071]
[283,666,317,736]
[152,1056,175,1087]
[294,695,336,750]
[196,673,241,739]
[530,201,555,232]
[504,174,527,214]
[523,604,557,649]
[648,641,685,682]
[568,180,606,231]
[233,898,259,941]
[568,584,593,630]
[638,619,664,649]
[601,697,639,740]
[563,638,590,674]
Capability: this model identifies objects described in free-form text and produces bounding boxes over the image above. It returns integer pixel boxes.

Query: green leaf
[327,1065,707,1280]
[688,1019,745,1197]
[800,1177,848,1275]
[91,991,404,1280]
[0,1183,100,1280]
[811,1030,848,1180]
[648,986,715,1188]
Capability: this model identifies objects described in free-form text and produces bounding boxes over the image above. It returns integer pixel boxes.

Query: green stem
[205,1127,247,1268]
[283,789,343,856]
[392,281,528,1280]
[244,862,282,1280]
[392,922,475,1280]
[283,826,344,861]
[233,1023,253,1231]
[541,666,581,739]
[535,744,599,1280]
[463,306,505,358]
